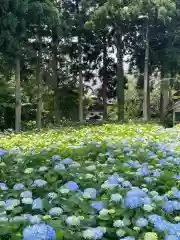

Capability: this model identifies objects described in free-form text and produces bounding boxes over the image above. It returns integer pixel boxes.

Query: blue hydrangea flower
[148,214,161,224]
[122,180,132,188]
[64,181,79,191]
[52,155,60,161]
[13,183,25,190]
[20,191,32,198]
[61,158,73,165]
[83,227,104,239]
[136,217,148,227]
[163,201,175,213]
[49,207,63,216]
[164,235,180,240]
[91,201,104,211]
[154,219,170,232]
[5,199,20,210]
[54,163,65,171]
[0,149,8,156]
[144,177,154,183]
[0,182,8,190]
[107,173,120,185]
[173,190,180,199]
[139,164,150,176]
[125,196,142,209]
[23,224,55,240]
[84,188,97,200]
[32,198,43,210]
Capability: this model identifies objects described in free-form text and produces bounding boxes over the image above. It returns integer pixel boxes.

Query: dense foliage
[0,0,180,130]
[0,124,179,239]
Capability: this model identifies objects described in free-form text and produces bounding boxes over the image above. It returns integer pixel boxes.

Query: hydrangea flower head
[13,183,25,190]
[49,207,63,216]
[113,220,124,228]
[136,217,148,227]
[116,229,125,237]
[69,162,81,169]
[23,224,55,240]
[54,163,65,171]
[24,168,34,174]
[110,193,122,203]
[144,232,158,240]
[52,155,60,161]
[0,149,8,156]
[32,198,43,210]
[65,216,80,226]
[0,182,8,190]
[29,215,42,224]
[5,199,20,210]
[173,190,180,199]
[21,191,32,198]
[91,201,104,211]
[61,157,73,165]
[33,179,47,188]
[39,166,48,172]
[22,198,33,204]
[48,192,58,200]
[64,181,79,191]
[84,188,97,200]
[83,227,104,239]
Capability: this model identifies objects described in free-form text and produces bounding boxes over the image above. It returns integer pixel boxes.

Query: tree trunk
[102,35,108,120]
[36,31,43,130]
[78,37,83,123]
[52,32,60,123]
[143,17,149,121]
[115,29,124,122]
[15,57,21,133]
[160,72,169,121]
[79,65,83,123]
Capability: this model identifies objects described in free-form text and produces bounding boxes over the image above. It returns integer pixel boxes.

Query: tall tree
[0,0,28,132]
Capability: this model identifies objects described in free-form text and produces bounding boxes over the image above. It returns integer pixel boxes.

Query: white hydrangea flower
[143,204,153,212]
[59,188,69,194]
[113,220,124,228]
[24,168,34,174]
[99,208,109,216]
[22,198,33,205]
[66,216,80,226]
[116,229,125,237]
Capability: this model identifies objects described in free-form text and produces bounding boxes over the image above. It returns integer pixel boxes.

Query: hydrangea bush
[0,124,179,239]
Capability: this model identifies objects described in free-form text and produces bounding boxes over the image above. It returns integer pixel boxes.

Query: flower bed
[0,125,179,239]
